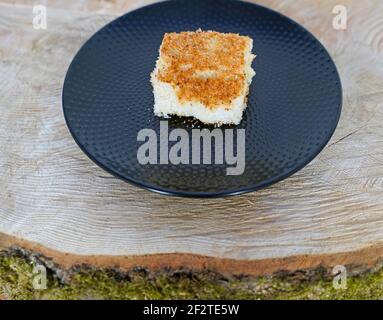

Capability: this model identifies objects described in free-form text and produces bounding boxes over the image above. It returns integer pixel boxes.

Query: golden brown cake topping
[157,30,250,108]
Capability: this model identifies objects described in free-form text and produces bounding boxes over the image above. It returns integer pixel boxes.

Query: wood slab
[0,0,382,276]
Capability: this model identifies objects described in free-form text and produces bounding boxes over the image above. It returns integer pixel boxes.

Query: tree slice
[0,0,382,276]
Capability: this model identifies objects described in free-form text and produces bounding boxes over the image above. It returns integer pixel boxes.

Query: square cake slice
[151,30,256,126]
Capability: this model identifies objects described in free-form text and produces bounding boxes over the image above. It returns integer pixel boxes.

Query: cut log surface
[0,0,382,275]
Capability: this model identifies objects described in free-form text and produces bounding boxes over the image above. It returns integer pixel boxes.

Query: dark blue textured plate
[63,0,342,197]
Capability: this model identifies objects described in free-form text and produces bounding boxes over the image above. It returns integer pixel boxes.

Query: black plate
[63,0,342,197]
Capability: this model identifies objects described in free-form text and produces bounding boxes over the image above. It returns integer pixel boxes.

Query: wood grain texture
[0,0,382,274]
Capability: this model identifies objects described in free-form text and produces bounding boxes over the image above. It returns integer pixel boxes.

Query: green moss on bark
[0,251,382,300]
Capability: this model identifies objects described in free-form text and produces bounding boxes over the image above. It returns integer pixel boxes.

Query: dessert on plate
[151,30,256,126]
